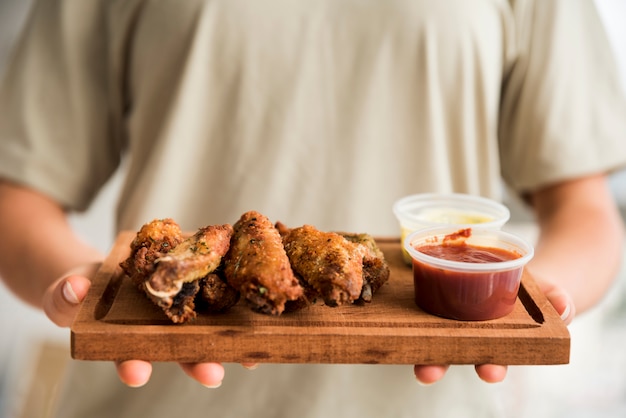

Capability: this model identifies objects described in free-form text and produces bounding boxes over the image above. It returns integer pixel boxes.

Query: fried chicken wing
[339,232,390,303]
[146,224,234,299]
[283,225,366,307]
[120,218,206,323]
[223,211,303,315]
[119,218,185,289]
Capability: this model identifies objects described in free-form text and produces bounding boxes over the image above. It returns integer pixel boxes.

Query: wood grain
[71,231,570,365]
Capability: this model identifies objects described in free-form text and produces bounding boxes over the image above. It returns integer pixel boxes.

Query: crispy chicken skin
[146,224,234,298]
[283,225,366,307]
[197,271,241,313]
[275,221,319,312]
[339,232,390,302]
[224,211,303,315]
[119,218,185,289]
[277,222,390,305]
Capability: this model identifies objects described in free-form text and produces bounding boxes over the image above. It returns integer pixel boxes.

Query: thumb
[43,264,98,327]
[538,281,576,326]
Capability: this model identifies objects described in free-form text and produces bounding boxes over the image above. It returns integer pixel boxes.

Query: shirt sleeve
[0,0,123,211]
[499,0,626,195]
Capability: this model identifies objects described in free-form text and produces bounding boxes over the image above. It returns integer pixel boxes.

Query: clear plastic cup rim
[393,193,511,230]
[403,226,534,272]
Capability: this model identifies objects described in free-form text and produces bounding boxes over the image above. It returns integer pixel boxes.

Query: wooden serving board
[71,231,570,365]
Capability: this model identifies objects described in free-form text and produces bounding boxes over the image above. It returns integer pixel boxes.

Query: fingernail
[203,381,222,389]
[242,364,259,370]
[560,303,571,321]
[63,281,80,304]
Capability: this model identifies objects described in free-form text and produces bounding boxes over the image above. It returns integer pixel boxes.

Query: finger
[413,365,449,385]
[42,275,92,327]
[475,364,507,383]
[241,362,259,370]
[538,281,576,325]
[179,362,225,388]
[116,360,153,388]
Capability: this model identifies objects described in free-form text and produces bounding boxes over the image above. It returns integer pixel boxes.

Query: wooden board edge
[71,327,570,365]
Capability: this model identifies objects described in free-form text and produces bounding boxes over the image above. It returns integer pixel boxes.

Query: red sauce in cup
[411,229,524,321]
[418,242,520,264]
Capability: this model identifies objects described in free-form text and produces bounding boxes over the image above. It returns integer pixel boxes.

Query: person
[1,0,625,416]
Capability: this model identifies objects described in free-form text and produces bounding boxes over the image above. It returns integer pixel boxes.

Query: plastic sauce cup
[403,227,534,321]
[393,193,511,264]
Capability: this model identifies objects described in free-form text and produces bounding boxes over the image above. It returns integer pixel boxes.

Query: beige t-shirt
[1,0,625,417]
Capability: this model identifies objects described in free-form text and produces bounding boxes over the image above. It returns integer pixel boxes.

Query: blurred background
[0,0,625,417]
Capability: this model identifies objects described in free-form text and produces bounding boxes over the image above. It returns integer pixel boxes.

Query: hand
[413,281,575,385]
[41,264,232,388]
